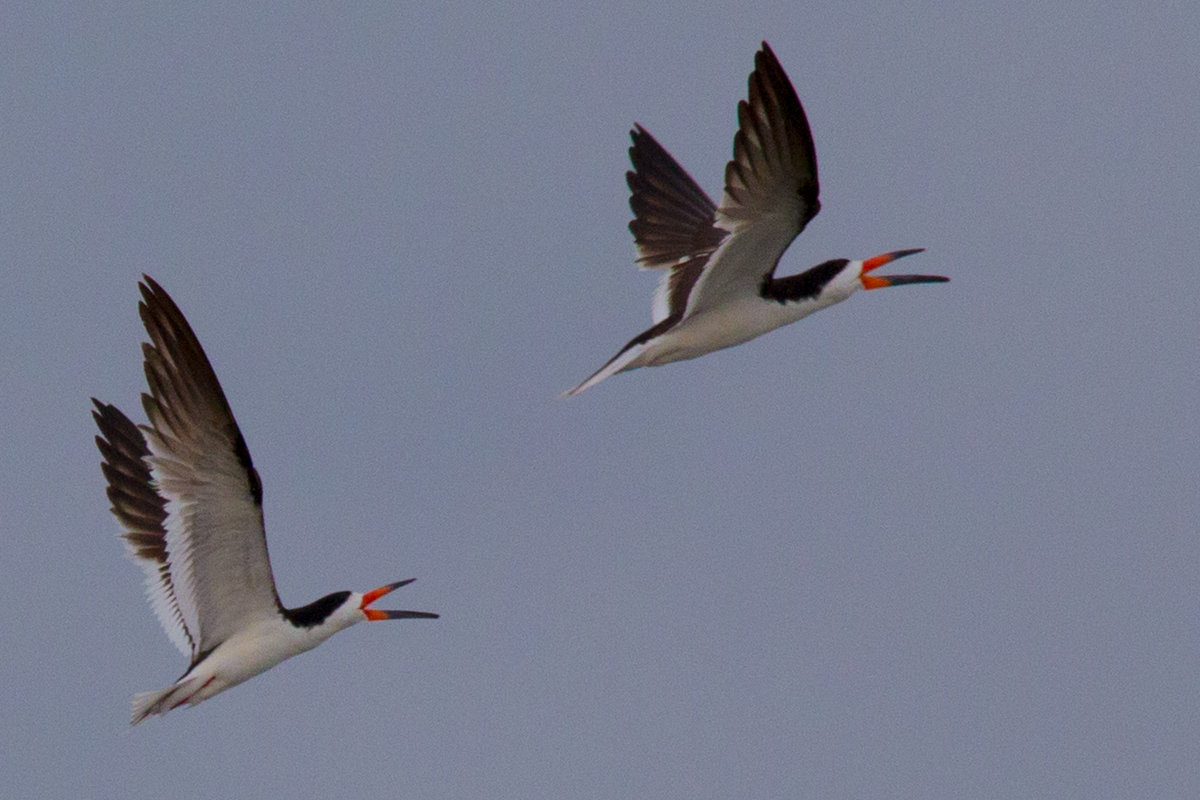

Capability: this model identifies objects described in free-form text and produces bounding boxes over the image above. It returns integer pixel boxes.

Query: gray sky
[3,2,1198,798]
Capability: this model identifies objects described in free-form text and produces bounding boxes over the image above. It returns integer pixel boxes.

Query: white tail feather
[130,678,199,725]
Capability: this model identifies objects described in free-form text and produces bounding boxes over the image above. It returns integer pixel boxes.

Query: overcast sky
[3,3,1198,798]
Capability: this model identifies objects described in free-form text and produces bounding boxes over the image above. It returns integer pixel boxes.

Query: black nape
[761,259,849,304]
[281,591,352,628]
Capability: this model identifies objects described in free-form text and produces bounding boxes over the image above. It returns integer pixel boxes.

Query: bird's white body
[130,599,365,720]
[639,268,865,368]
[571,260,876,394]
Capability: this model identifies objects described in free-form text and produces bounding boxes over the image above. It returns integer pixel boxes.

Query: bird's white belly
[640,297,820,366]
[180,617,333,703]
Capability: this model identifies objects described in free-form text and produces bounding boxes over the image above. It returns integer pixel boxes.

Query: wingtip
[138,274,163,301]
[562,343,645,397]
[562,365,612,397]
[558,384,584,399]
[560,376,599,398]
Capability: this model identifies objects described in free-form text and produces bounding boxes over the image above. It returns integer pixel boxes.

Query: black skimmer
[92,278,437,725]
[564,42,948,396]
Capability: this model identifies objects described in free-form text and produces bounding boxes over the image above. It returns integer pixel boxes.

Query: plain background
[3,3,1198,798]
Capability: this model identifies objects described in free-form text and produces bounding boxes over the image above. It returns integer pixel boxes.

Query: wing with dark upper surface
[685,42,822,319]
[93,399,196,657]
[135,277,283,662]
[627,124,723,268]
[626,125,727,324]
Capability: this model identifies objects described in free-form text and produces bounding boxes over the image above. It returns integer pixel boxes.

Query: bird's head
[283,580,437,642]
[856,248,948,291]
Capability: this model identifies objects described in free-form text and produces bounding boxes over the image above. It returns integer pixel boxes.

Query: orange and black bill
[361,579,439,621]
[860,248,949,290]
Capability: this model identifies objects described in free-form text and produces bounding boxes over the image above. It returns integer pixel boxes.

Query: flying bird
[564,42,947,395]
[92,278,437,725]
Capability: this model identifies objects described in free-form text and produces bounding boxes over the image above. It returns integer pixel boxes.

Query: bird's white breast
[639,286,855,368]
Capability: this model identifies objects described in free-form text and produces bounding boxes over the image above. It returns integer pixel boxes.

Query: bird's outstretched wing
[685,42,821,319]
[96,278,283,666]
[626,125,726,324]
